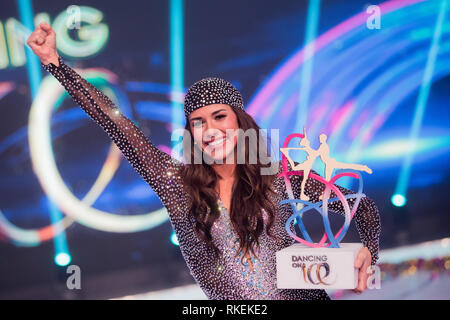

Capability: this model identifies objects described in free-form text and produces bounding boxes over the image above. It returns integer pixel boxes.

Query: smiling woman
[181,95,281,272]
[189,104,240,164]
[28,22,381,300]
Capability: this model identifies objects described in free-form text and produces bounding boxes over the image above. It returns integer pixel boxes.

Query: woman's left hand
[353,247,372,294]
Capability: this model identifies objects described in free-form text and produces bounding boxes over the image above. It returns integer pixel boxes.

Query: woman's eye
[215,115,225,120]
[192,120,202,127]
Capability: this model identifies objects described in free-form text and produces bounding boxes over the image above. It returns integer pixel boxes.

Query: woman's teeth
[208,138,225,146]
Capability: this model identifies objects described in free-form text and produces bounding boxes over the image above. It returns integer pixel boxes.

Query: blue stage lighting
[391,194,407,207]
[54,252,71,266]
[171,231,179,246]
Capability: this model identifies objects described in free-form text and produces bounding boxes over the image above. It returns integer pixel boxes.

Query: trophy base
[276,242,363,289]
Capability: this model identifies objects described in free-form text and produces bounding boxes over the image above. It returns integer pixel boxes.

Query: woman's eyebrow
[211,109,227,115]
[190,109,227,121]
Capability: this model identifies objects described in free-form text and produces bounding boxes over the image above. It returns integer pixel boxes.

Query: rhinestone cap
[183,77,245,119]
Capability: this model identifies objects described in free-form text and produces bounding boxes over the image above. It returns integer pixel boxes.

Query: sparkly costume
[42,57,381,300]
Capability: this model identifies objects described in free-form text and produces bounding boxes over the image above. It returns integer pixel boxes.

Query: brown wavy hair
[180,107,280,263]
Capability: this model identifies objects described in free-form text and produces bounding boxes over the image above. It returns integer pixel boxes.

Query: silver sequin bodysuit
[42,57,381,300]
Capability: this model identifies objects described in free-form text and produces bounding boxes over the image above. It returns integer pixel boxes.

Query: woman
[27,22,380,300]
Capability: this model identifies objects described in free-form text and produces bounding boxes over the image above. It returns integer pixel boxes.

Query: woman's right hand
[27,22,59,66]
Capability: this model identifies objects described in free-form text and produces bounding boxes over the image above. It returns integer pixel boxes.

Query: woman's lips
[208,137,224,146]
[205,137,227,148]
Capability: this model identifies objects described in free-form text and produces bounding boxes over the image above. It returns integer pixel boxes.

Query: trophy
[276,128,372,289]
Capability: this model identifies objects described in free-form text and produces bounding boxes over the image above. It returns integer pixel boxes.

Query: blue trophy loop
[281,169,367,248]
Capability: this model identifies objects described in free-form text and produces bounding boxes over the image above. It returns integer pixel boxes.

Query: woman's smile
[205,136,227,148]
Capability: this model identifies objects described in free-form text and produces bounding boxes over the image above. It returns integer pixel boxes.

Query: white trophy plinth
[276,242,363,289]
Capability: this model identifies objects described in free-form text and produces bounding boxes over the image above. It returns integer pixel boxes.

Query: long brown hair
[180,107,280,263]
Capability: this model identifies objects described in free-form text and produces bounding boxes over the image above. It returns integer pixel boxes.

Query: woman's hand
[353,246,372,294]
[27,22,59,66]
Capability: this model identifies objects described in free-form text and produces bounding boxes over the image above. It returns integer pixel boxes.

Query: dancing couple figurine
[280,128,372,201]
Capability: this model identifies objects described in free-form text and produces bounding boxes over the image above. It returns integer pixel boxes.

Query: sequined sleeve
[286,162,381,266]
[41,56,188,216]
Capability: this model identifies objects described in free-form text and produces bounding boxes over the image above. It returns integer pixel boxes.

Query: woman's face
[188,104,239,163]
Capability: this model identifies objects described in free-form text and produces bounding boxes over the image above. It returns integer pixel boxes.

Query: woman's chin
[205,149,235,164]
[206,153,226,163]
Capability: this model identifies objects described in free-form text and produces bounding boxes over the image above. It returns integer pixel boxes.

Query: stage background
[0,0,449,299]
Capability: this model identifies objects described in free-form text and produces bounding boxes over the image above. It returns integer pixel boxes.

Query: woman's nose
[203,119,217,133]
[203,126,222,141]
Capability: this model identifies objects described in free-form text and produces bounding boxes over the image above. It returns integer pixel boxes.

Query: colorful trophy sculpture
[276,128,372,289]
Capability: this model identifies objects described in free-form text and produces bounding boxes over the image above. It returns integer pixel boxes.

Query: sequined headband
[183,77,245,119]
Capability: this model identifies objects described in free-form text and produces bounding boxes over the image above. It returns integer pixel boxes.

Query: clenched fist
[27,22,59,66]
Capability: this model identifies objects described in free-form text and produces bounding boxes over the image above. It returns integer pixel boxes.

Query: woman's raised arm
[27,22,187,212]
